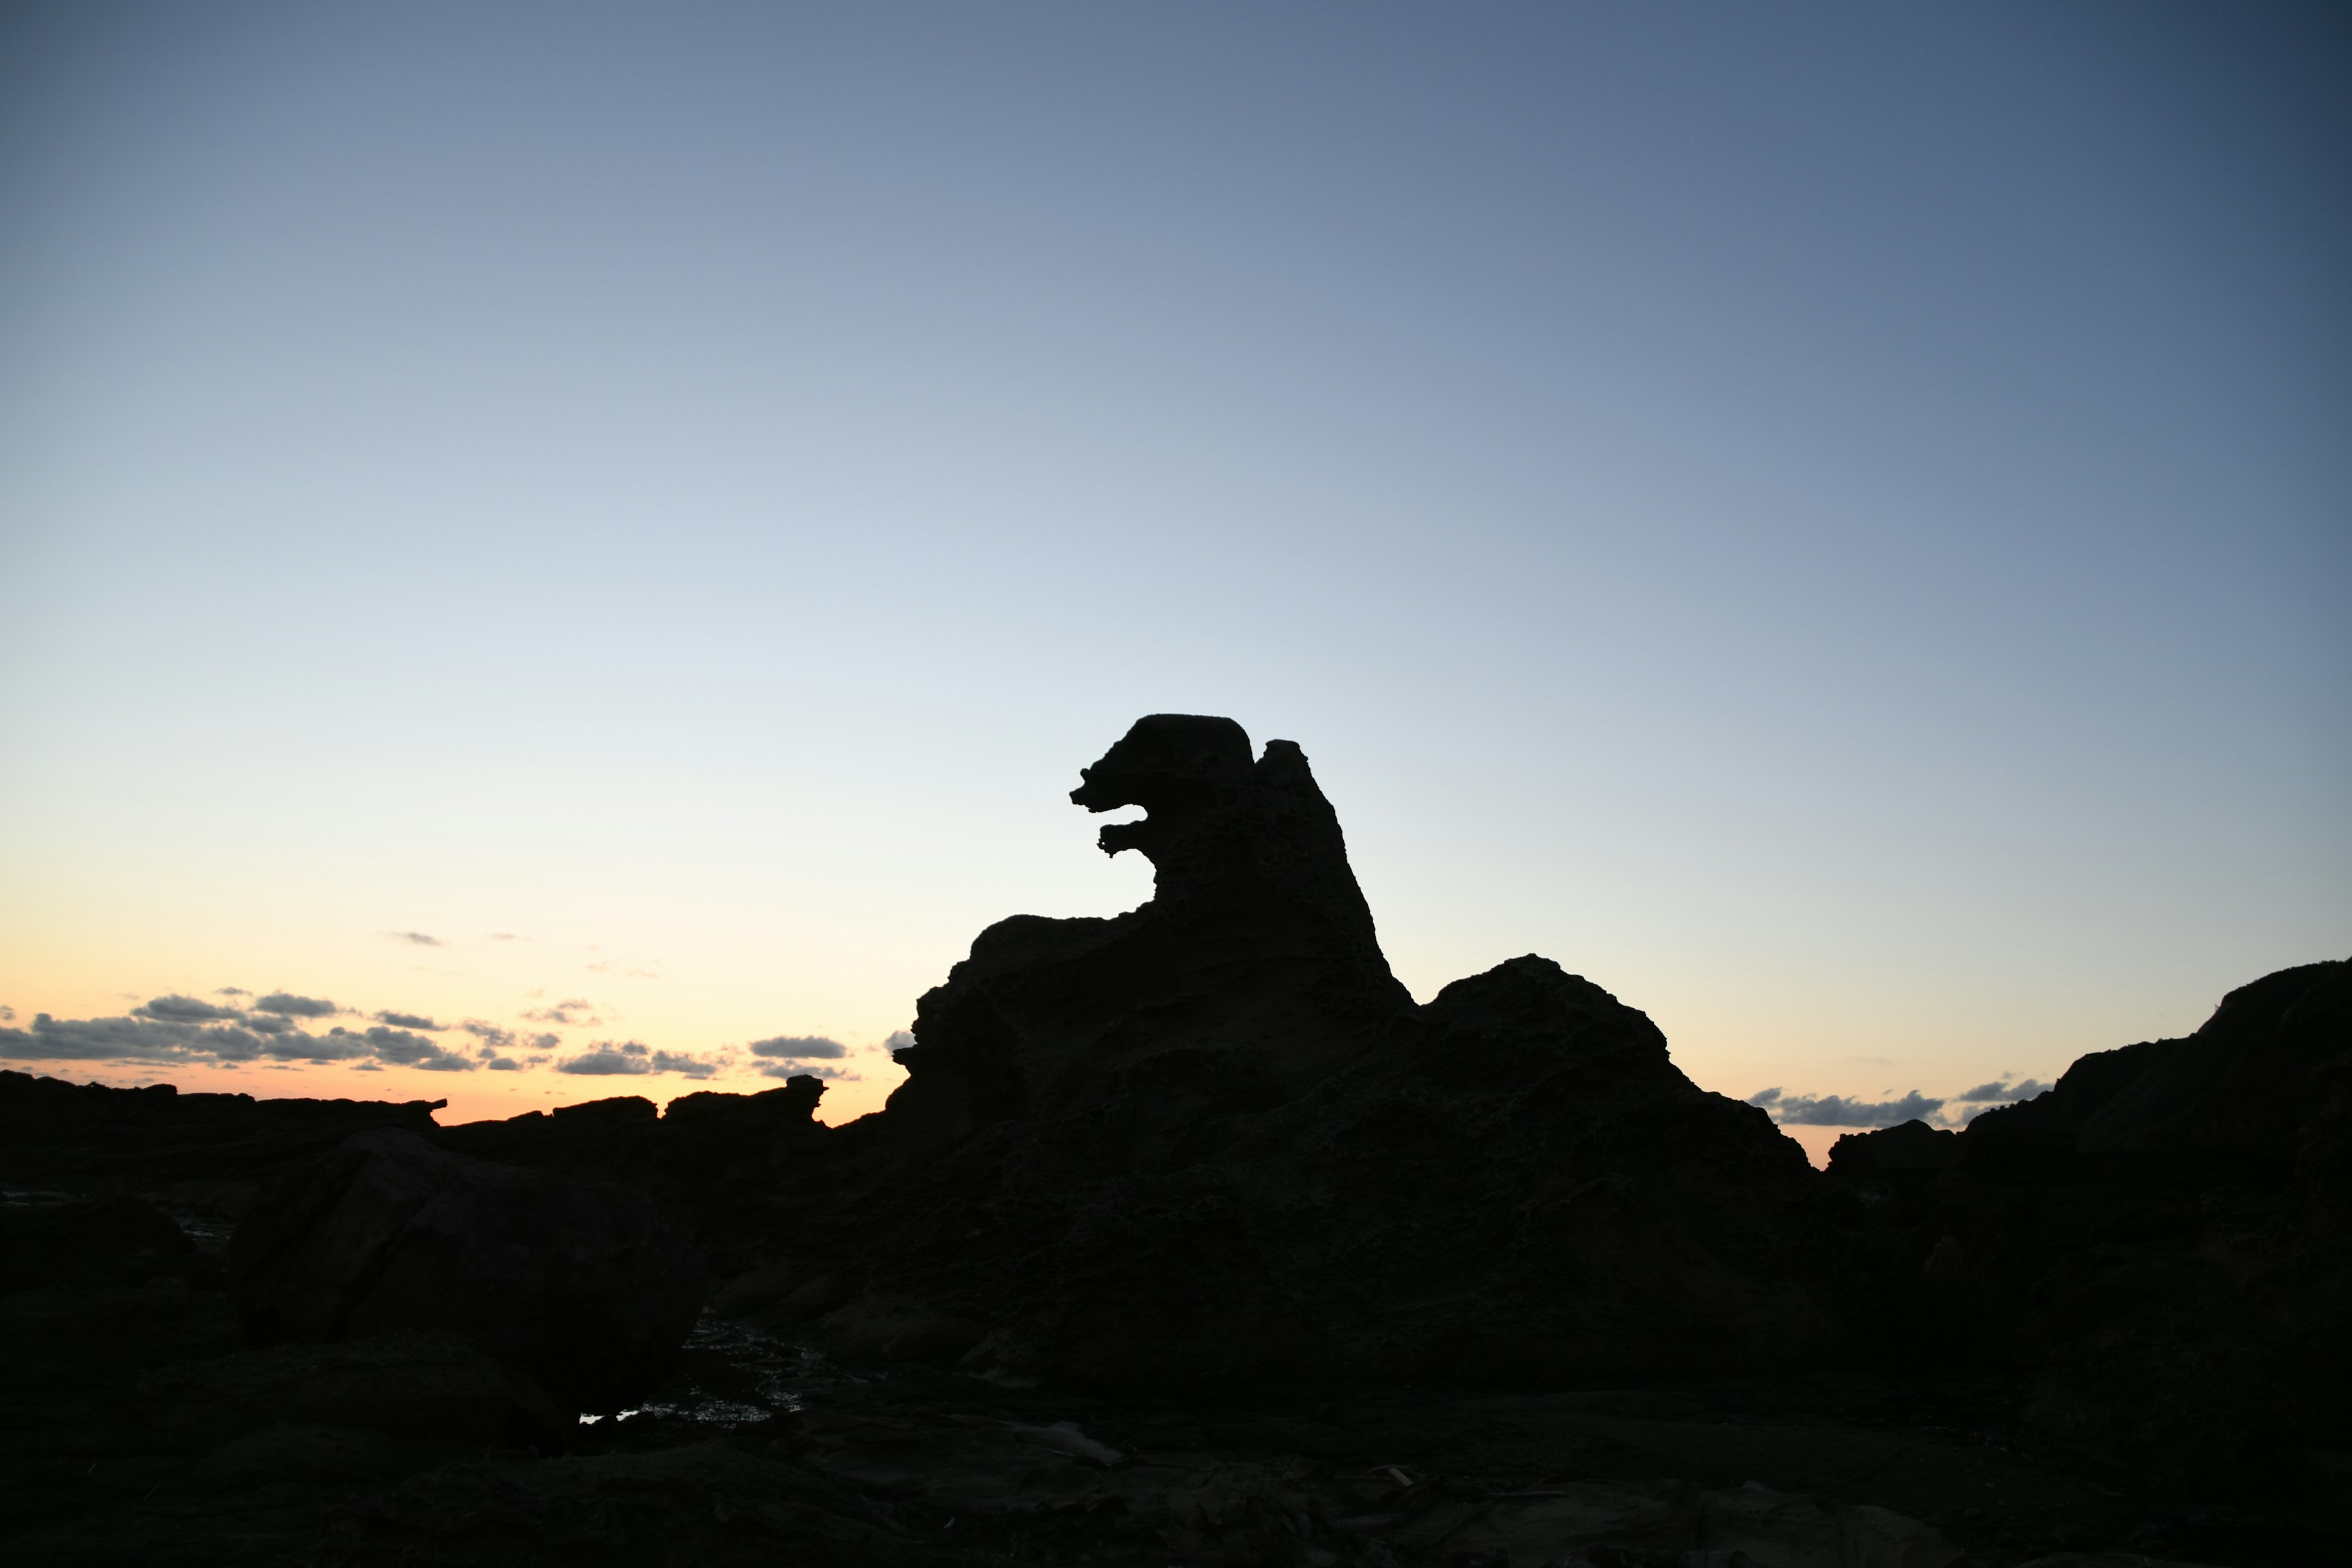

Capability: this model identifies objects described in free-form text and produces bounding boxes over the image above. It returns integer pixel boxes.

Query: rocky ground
[0,1189,2297,1567]
[4,717,2345,1566]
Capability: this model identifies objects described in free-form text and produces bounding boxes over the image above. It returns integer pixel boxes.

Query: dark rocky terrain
[2,715,2344,1566]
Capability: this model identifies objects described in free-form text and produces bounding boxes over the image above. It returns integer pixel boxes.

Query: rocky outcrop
[778,715,1833,1388]
[0,1070,443,1218]
[230,1129,703,1413]
[1825,957,2352,1499]
[882,715,1412,1152]
[431,1079,831,1199]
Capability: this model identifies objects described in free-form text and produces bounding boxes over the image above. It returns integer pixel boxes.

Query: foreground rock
[230,1128,704,1412]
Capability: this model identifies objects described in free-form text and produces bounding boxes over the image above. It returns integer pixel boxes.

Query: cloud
[884,1030,916,1052]
[135,994,244,1023]
[320,1025,475,1071]
[486,1057,522,1071]
[217,987,251,997]
[1951,1078,2048,1104]
[488,933,521,941]
[252,992,338,1018]
[1746,1087,1950,1127]
[1,1014,268,1064]
[748,1034,848,1060]
[530,1032,561,1050]
[459,1020,517,1049]
[522,998,601,1026]
[264,1029,375,1064]
[1,1005,15,1023]
[557,1042,654,1076]
[555,1040,721,1078]
[244,1013,298,1035]
[755,1061,861,1081]
[374,1010,443,1031]
[393,931,443,946]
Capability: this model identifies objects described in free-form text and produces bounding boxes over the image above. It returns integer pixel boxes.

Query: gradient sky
[3,2,2346,1150]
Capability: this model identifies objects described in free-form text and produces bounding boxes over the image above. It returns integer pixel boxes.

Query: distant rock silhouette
[230,1128,702,1413]
[0,1070,443,1220]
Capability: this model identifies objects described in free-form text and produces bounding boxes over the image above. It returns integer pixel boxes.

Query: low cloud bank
[5,993,877,1087]
[1747,1076,2052,1129]
[3,990,477,1074]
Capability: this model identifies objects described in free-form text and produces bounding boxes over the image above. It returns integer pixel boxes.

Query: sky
[2,2,2346,1155]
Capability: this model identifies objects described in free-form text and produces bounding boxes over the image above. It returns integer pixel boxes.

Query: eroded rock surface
[230,1128,703,1413]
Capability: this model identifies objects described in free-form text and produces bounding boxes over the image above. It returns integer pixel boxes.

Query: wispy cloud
[521,998,601,1027]
[392,931,444,946]
[749,1034,848,1060]
[373,1009,444,1031]
[133,995,243,1023]
[320,1025,474,1072]
[1746,1087,1949,1127]
[252,992,338,1018]
[1951,1077,2048,1104]
[555,1040,722,1079]
[748,1033,859,1081]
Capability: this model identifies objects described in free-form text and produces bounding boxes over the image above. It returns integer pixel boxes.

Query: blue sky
[2,2,2345,1136]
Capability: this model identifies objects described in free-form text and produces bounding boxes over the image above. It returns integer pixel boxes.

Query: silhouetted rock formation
[1966,959,2350,1177]
[0,1070,443,1219]
[6,723,2348,1561]
[1826,957,2352,1499]
[432,1079,831,1194]
[883,715,1411,1152]
[783,716,1831,1387]
[230,1128,703,1413]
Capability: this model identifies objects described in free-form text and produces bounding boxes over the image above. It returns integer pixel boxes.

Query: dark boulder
[229,1128,703,1413]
